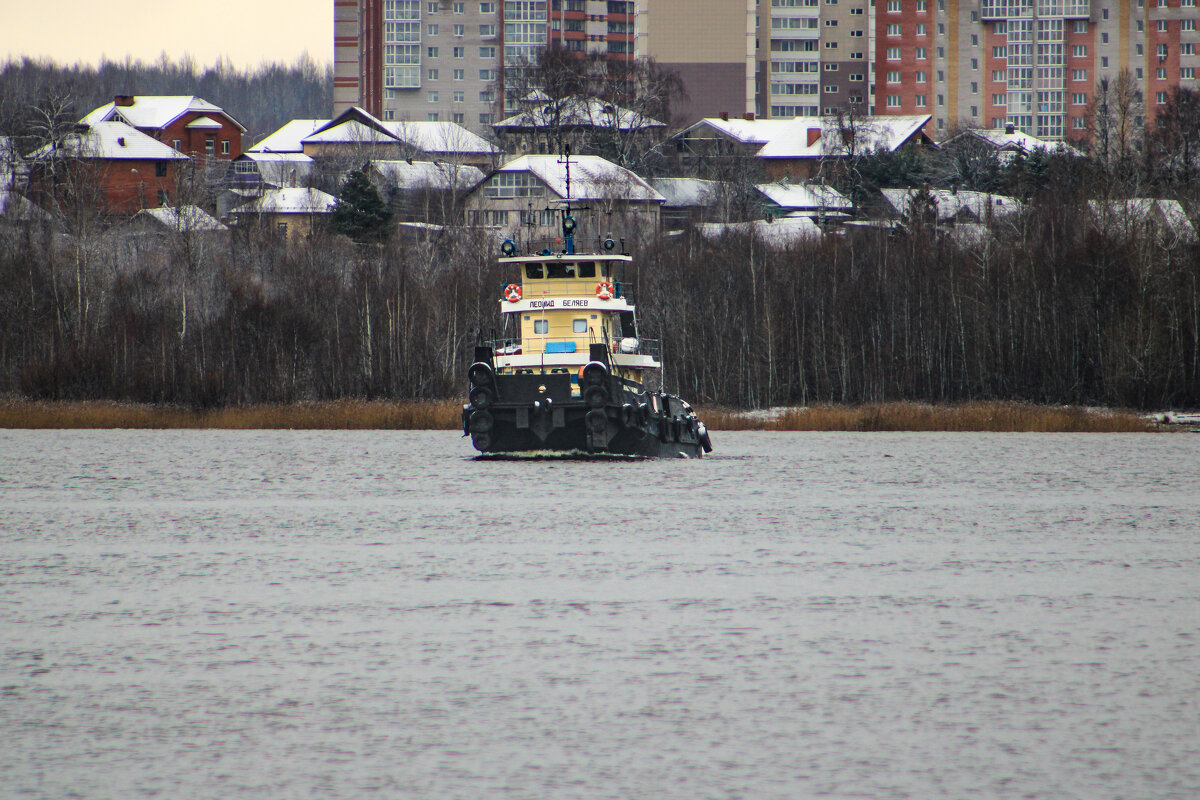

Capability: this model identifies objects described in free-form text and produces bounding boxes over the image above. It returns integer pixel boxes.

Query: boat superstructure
[462,230,711,457]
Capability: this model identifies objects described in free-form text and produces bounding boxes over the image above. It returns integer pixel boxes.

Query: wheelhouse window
[576,261,596,278]
[533,320,549,334]
[524,263,544,279]
[573,319,588,333]
[546,262,576,279]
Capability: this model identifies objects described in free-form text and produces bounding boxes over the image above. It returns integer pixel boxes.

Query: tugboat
[461,199,712,458]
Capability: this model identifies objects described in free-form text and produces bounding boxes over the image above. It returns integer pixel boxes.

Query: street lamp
[130,168,145,210]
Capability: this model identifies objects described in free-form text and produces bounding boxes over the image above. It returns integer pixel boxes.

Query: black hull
[463,361,711,459]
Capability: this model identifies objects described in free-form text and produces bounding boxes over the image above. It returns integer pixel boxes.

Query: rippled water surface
[2,430,1198,799]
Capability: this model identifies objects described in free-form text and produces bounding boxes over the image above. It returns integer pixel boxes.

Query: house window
[155,162,168,177]
[172,138,181,150]
[157,190,169,206]
[205,139,215,156]
[277,222,288,235]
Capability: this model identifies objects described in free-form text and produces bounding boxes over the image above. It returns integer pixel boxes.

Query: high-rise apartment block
[335,0,1199,140]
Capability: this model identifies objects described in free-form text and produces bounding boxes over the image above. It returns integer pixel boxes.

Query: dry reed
[0,398,1152,432]
[0,399,464,430]
[698,401,1153,433]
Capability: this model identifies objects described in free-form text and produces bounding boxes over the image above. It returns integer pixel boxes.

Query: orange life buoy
[596,281,614,300]
[504,283,522,302]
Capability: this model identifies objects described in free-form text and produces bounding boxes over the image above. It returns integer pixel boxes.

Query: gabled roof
[229,187,338,215]
[697,216,822,246]
[382,120,498,155]
[81,96,245,132]
[1087,198,1197,242]
[135,205,228,232]
[953,127,1082,156]
[880,187,1023,221]
[185,115,224,130]
[648,177,721,207]
[489,155,665,202]
[494,97,665,132]
[678,115,933,160]
[369,159,485,191]
[249,119,327,153]
[756,115,933,159]
[756,181,853,211]
[235,152,315,187]
[251,107,497,156]
[29,121,190,161]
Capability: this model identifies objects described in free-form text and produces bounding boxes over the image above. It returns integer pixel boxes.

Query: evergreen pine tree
[332,169,392,242]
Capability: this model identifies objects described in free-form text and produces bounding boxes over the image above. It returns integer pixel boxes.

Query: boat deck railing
[487,337,660,361]
[503,280,637,304]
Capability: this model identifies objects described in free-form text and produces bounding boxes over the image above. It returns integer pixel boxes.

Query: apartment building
[336,0,1199,140]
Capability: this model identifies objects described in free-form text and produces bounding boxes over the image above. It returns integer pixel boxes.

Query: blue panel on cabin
[545,341,577,354]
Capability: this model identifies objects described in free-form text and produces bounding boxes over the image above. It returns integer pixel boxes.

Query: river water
[1,430,1197,799]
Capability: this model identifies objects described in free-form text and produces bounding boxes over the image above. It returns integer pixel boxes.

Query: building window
[479,112,494,124]
[205,139,215,156]
[428,46,439,57]
[428,91,438,102]
[887,70,901,83]
[886,95,901,107]
[824,85,839,93]
[427,23,438,35]
[886,0,901,10]
[428,68,439,79]
[1158,44,1168,58]
[1157,68,1167,80]
[453,112,465,124]
[993,46,1007,58]
[480,46,496,58]
[453,90,464,102]
[915,94,927,107]
[480,23,496,36]
[221,140,230,155]
[157,190,169,206]
[427,112,439,120]
[481,1,494,9]
[453,1,464,10]
[1185,44,1197,56]
[1158,19,1168,32]
[917,47,928,60]
[453,46,465,58]
[1073,20,1087,33]
[155,161,168,177]
[1183,19,1196,31]
[1071,92,1087,104]
[916,70,927,82]
[1101,56,1109,67]
[1072,116,1087,129]
[452,68,464,80]
[993,93,1007,105]
[1071,44,1086,57]
[1182,67,1196,79]
[1071,69,1086,81]
[1157,91,1168,104]
[887,23,901,35]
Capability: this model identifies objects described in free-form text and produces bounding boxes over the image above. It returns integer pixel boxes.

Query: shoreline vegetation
[0,398,1164,432]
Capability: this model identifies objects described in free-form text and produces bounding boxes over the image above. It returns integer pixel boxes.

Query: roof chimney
[1005,123,1016,134]
[114,95,135,107]
[744,112,755,121]
[720,111,729,121]
[807,127,822,147]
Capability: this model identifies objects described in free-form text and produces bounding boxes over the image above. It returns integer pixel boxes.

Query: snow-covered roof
[494,97,665,132]
[381,121,498,155]
[489,154,665,202]
[185,115,224,130]
[370,159,485,191]
[756,115,933,159]
[81,96,244,132]
[252,111,497,157]
[957,127,1083,156]
[236,152,315,187]
[681,117,797,145]
[679,115,932,160]
[880,187,1023,221]
[136,205,228,232]
[648,177,721,207]
[249,119,327,153]
[229,187,338,215]
[29,121,189,161]
[1087,198,1197,242]
[756,181,853,211]
[697,216,822,247]
[303,119,398,146]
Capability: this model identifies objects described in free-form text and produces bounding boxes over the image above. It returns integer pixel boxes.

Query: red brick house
[80,95,245,164]
[26,122,190,215]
